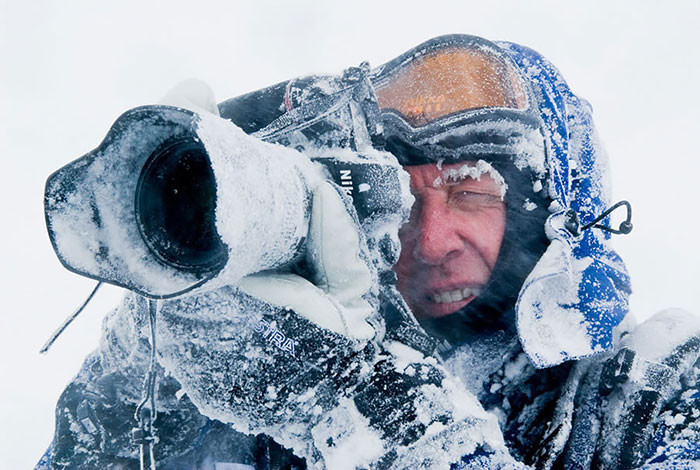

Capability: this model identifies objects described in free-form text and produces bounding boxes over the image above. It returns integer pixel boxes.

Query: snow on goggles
[374,36,530,126]
[371,35,544,169]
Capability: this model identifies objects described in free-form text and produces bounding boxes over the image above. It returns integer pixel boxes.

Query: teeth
[430,287,482,304]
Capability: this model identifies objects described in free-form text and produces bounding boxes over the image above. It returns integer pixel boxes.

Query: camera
[45,104,408,299]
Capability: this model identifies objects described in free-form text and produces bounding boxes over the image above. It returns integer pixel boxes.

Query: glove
[159,78,221,117]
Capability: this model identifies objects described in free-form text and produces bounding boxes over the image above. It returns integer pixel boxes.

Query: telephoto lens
[44,105,325,298]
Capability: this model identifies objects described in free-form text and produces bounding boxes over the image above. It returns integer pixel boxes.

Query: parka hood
[498,41,632,368]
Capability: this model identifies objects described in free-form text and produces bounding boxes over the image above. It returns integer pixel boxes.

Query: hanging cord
[581,200,633,234]
[132,298,159,470]
[39,282,103,354]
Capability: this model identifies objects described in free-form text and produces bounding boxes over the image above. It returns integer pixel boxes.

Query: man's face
[394,162,507,319]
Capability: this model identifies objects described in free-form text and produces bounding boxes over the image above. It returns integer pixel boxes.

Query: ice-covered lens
[136,138,227,272]
[374,46,529,127]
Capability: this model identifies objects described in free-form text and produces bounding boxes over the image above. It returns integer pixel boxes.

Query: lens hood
[44,105,228,298]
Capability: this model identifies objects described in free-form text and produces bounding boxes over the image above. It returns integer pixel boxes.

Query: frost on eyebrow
[432,160,508,200]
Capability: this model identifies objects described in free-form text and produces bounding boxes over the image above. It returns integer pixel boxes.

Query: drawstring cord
[39,282,103,354]
[133,298,159,470]
[565,200,633,237]
[581,200,633,234]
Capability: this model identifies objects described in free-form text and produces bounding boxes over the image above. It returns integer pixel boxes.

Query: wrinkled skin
[394,162,506,319]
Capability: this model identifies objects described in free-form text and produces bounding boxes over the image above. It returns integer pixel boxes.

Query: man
[365,36,700,468]
[39,35,700,469]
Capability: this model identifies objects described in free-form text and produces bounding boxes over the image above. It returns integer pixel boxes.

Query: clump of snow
[548,200,564,213]
[523,198,537,211]
[195,113,327,290]
[621,309,700,362]
[516,238,596,367]
[433,159,508,199]
[424,118,547,178]
[503,351,531,381]
[310,397,385,470]
[385,340,435,373]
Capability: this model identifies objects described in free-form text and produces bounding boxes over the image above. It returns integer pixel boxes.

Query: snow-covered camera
[45,105,408,299]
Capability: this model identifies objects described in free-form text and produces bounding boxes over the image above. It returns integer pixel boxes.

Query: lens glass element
[136,137,227,273]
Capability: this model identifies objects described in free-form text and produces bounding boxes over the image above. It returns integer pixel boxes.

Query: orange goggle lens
[374,46,529,127]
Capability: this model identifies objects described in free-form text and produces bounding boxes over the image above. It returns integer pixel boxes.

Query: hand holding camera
[43,79,516,469]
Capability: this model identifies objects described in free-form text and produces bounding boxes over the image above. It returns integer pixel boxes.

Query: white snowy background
[1,1,699,467]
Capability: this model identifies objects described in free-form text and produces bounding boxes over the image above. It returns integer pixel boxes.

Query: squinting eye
[448,190,503,212]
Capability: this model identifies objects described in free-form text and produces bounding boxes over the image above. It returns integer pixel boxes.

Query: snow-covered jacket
[38,36,700,469]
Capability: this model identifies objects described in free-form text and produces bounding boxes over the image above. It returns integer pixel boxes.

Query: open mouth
[428,286,483,304]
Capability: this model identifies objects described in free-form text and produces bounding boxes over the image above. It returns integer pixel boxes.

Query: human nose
[412,199,464,265]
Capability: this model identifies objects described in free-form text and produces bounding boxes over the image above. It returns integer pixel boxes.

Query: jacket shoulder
[594,309,700,468]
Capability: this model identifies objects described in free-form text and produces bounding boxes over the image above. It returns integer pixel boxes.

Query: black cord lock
[565,200,633,237]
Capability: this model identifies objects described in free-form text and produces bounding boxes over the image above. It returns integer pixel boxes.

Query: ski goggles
[370,35,545,169]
